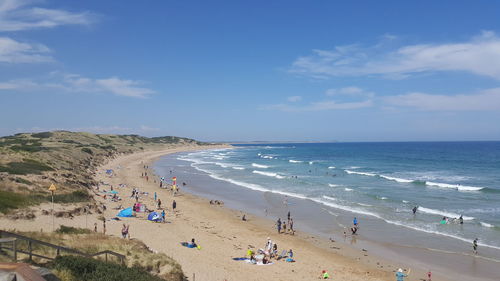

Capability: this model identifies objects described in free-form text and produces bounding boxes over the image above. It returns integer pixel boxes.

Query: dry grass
[7,229,184,280]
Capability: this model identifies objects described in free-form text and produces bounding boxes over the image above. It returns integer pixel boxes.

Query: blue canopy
[117,207,133,217]
[148,212,161,222]
[108,190,118,194]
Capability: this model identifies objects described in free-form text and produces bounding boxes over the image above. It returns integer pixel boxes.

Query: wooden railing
[0,230,125,265]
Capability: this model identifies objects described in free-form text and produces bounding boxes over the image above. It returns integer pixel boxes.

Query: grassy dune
[0,131,211,213]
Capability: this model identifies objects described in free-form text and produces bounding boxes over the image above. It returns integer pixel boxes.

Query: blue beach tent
[148,212,162,222]
[117,207,133,217]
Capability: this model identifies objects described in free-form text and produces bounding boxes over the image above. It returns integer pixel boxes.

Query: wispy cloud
[263,100,373,112]
[0,73,155,98]
[384,87,500,111]
[325,86,374,98]
[287,95,302,102]
[0,0,96,32]
[291,31,500,80]
[0,36,52,63]
[262,87,373,112]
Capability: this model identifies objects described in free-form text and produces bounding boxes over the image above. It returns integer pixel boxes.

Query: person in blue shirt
[396,268,409,281]
[353,217,358,226]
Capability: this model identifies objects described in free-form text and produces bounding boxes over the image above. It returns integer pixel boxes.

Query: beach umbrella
[117,207,133,217]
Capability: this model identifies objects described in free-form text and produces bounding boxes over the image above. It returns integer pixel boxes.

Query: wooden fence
[0,230,125,265]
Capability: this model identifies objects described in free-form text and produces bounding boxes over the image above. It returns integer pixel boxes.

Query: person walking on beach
[289,218,294,235]
[287,211,291,221]
[473,238,479,254]
[121,224,129,239]
[154,192,157,202]
[172,200,177,213]
[276,218,282,233]
[161,209,166,222]
[427,270,432,281]
[94,222,97,232]
[103,220,106,235]
[157,199,162,209]
[353,217,358,226]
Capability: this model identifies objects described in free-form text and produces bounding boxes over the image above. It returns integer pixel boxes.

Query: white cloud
[287,95,302,102]
[325,86,374,98]
[291,31,500,80]
[384,87,500,111]
[0,0,96,31]
[0,36,52,63]
[0,73,155,98]
[96,77,155,98]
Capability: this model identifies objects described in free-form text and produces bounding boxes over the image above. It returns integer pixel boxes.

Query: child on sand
[321,270,330,279]
[396,268,410,281]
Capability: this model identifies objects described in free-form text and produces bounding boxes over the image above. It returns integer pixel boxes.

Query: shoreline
[0,145,467,280]
[154,147,500,281]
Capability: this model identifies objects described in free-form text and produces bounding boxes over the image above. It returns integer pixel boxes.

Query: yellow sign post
[48,184,57,231]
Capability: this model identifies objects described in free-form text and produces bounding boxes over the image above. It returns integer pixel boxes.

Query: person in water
[459,215,464,225]
[473,238,478,254]
[412,206,418,214]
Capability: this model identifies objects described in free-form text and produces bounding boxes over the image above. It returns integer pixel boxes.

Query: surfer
[473,238,478,254]
[412,206,418,215]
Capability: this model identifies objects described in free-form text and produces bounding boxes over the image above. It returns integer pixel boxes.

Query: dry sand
[1,146,436,281]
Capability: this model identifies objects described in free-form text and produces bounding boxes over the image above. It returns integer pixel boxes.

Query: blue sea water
[173,142,500,251]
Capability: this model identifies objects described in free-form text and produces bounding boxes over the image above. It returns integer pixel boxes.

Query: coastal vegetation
[0,131,210,213]
[3,228,184,281]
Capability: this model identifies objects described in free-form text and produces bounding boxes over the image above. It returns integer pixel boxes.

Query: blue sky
[1,0,500,141]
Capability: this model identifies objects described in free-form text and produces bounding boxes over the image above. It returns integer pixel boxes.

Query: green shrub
[32,132,53,138]
[10,142,45,152]
[0,159,54,175]
[56,225,92,234]
[15,177,32,185]
[52,190,91,203]
[0,190,28,213]
[81,148,93,155]
[54,255,164,281]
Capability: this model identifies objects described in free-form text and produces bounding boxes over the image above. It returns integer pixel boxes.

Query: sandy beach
[1,146,449,281]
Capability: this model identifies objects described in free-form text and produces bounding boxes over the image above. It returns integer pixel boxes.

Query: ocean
[154,142,500,265]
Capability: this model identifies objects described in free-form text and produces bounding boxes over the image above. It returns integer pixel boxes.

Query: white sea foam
[358,203,372,207]
[261,155,274,159]
[425,181,483,191]
[232,166,245,170]
[322,195,337,201]
[345,188,353,191]
[214,162,229,168]
[345,170,376,176]
[349,166,361,169]
[328,166,336,169]
[252,163,269,168]
[379,175,414,183]
[418,207,474,220]
[328,184,340,187]
[289,160,302,163]
[480,222,494,228]
[402,200,409,203]
[378,196,387,200]
[252,170,285,179]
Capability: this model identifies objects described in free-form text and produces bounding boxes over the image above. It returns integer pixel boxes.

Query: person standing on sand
[161,209,166,222]
[154,192,157,202]
[172,200,177,212]
[353,217,358,226]
[103,220,106,235]
[427,270,432,281]
[289,218,294,235]
[157,199,162,209]
[276,218,282,233]
[94,222,97,232]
